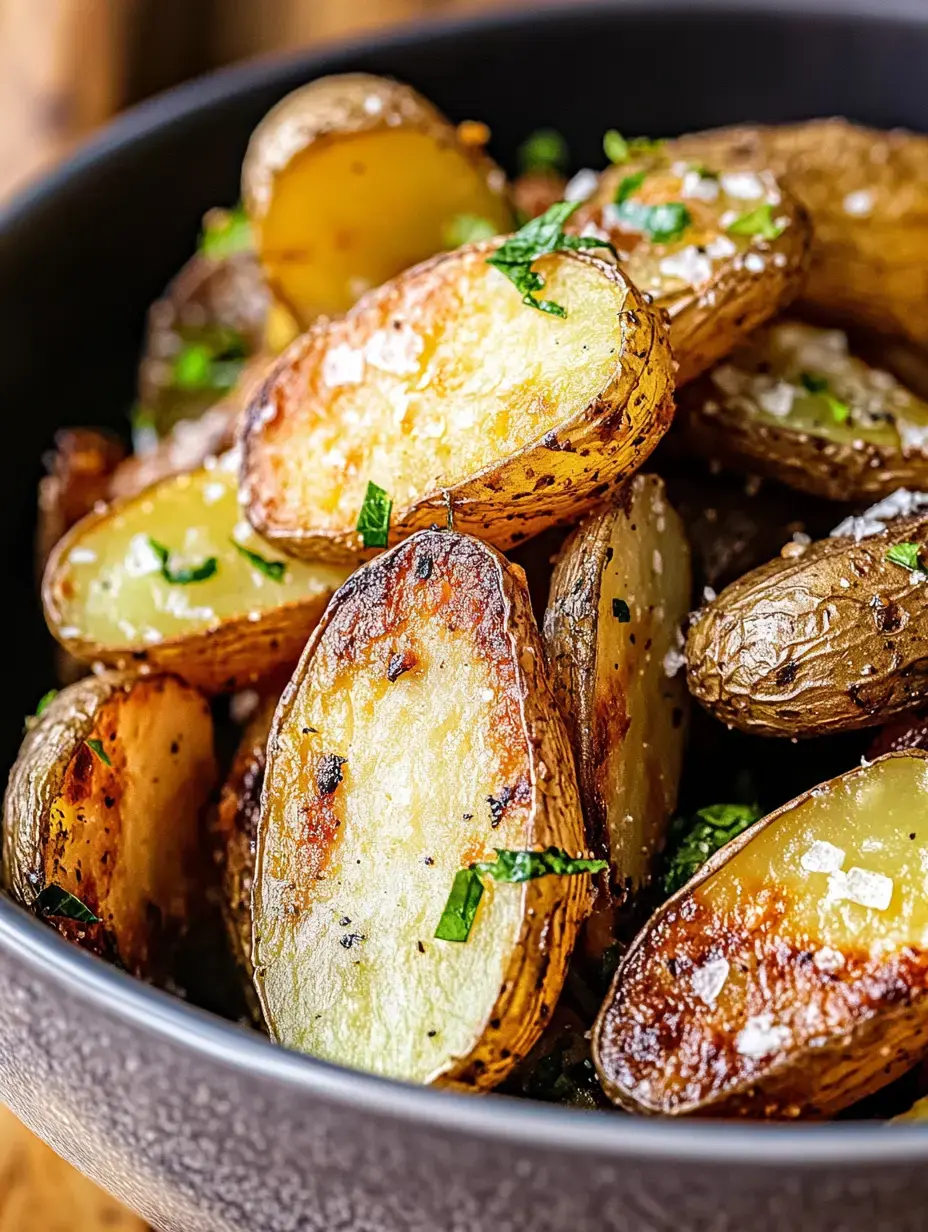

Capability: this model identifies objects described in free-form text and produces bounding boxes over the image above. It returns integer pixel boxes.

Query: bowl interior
[2,0,928,1154]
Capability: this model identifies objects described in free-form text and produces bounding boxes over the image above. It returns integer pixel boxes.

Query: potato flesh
[708,320,928,451]
[597,754,928,1116]
[49,454,349,648]
[255,127,512,323]
[246,251,633,534]
[44,677,215,976]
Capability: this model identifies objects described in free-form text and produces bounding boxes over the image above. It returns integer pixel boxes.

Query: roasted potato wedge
[543,476,691,947]
[242,73,513,327]
[43,453,350,694]
[686,507,928,737]
[672,119,928,348]
[139,249,269,436]
[3,672,216,980]
[253,529,591,1087]
[241,243,674,563]
[574,153,810,385]
[594,751,928,1118]
[677,320,928,500]
[210,694,276,1016]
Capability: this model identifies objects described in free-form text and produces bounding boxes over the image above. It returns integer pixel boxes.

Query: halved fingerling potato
[253,529,591,1088]
[43,453,351,694]
[594,751,928,1118]
[685,510,928,737]
[672,120,928,349]
[241,243,675,563]
[2,672,216,980]
[574,154,810,385]
[543,475,691,948]
[210,694,277,1016]
[242,73,514,327]
[677,320,928,500]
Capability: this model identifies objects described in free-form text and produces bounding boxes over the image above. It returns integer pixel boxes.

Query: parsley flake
[148,538,218,585]
[486,200,617,318]
[25,688,58,732]
[171,327,248,393]
[799,373,851,424]
[33,884,99,924]
[663,802,763,895]
[726,203,785,241]
[615,170,647,204]
[613,197,691,244]
[356,482,392,549]
[887,541,928,576]
[85,739,112,767]
[442,214,498,248]
[612,598,631,622]
[198,204,253,259]
[435,847,606,943]
[231,540,286,581]
[518,129,568,175]
[602,131,665,164]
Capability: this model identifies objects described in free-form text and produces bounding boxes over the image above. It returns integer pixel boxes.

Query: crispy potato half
[673,119,928,348]
[3,672,216,979]
[43,453,350,694]
[210,695,277,1016]
[686,509,928,737]
[594,751,928,1119]
[242,243,674,563]
[543,476,691,947]
[253,529,590,1087]
[242,73,513,326]
[677,320,928,500]
[574,153,810,385]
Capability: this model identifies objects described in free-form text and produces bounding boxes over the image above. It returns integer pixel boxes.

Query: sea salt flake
[323,343,365,388]
[68,547,97,564]
[831,489,928,540]
[735,1013,791,1058]
[813,946,845,973]
[564,168,598,203]
[801,840,845,874]
[757,380,795,419]
[691,957,729,1005]
[682,170,720,202]
[659,247,712,287]
[897,419,928,454]
[827,866,894,911]
[843,189,874,216]
[366,324,424,376]
[720,171,765,200]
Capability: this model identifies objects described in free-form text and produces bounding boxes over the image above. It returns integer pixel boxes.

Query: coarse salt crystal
[363,94,384,115]
[813,946,845,972]
[202,481,226,506]
[659,247,713,287]
[682,170,720,202]
[663,647,686,678]
[704,235,737,260]
[843,189,874,216]
[800,840,845,874]
[735,1013,791,1058]
[827,866,894,911]
[897,419,928,454]
[720,171,765,200]
[744,252,765,274]
[831,489,928,540]
[323,343,365,388]
[68,547,97,564]
[702,585,717,604]
[691,957,729,1005]
[757,380,795,419]
[366,324,423,376]
[564,168,598,203]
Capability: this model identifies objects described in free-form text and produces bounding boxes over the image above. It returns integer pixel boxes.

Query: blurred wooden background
[0,4,535,1228]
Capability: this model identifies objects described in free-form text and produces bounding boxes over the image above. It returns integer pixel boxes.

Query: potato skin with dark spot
[685,513,928,737]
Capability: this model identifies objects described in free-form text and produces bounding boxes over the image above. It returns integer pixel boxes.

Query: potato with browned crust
[685,502,928,738]
[672,119,928,349]
[242,73,514,327]
[210,695,277,1017]
[574,151,810,385]
[43,453,350,694]
[3,673,216,982]
[241,242,674,564]
[253,528,595,1088]
[594,751,928,1119]
[543,476,691,950]
[677,320,928,501]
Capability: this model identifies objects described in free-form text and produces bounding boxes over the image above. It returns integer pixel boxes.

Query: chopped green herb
[24,688,59,733]
[198,204,253,259]
[613,198,691,245]
[799,373,851,424]
[612,598,631,622]
[170,327,248,393]
[85,739,112,767]
[615,170,647,205]
[148,537,218,585]
[688,163,719,180]
[436,846,607,942]
[486,200,617,317]
[33,884,99,924]
[356,482,392,549]
[726,203,785,241]
[887,541,928,575]
[434,868,484,942]
[602,131,665,165]
[663,801,763,895]
[231,540,286,581]
[442,214,498,248]
[518,128,568,175]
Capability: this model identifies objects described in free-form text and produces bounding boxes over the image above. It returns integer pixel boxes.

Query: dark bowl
[2,2,928,1229]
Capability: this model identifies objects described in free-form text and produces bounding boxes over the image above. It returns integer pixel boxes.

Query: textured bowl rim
[3,0,928,1167]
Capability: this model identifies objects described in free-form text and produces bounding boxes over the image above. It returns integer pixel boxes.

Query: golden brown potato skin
[594,752,928,1119]
[241,243,675,563]
[210,696,277,1018]
[685,513,928,737]
[3,673,216,980]
[673,120,928,347]
[254,529,591,1088]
